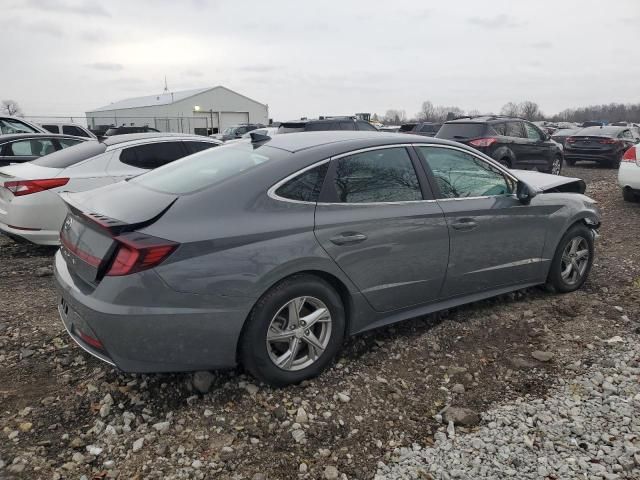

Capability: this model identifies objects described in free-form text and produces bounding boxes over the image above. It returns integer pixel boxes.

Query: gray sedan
[54,132,600,386]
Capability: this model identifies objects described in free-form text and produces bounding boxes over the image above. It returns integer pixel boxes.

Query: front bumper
[53,251,251,373]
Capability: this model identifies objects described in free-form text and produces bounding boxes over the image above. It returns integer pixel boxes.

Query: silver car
[54,132,600,386]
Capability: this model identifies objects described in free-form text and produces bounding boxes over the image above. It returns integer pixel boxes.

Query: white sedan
[619,144,640,202]
[0,133,221,245]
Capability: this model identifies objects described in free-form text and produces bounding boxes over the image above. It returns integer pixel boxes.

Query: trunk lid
[568,136,616,151]
[59,182,177,286]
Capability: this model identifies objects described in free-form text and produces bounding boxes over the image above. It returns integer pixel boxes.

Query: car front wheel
[545,224,594,293]
[240,274,346,386]
[549,155,562,175]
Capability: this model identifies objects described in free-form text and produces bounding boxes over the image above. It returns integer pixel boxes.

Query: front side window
[275,163,329,202]
[332,147,422,203]
[524,122,542,141]
[0,119,39,134]
[506,121,525,138]
[8,139,56,156]
[120,141,186,169]
[419,147,512,198]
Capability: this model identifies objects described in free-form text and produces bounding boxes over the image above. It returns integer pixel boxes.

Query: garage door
[220,112,249,131]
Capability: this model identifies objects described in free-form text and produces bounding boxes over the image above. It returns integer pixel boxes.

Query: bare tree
[417,101,437,121]
[1,100,23,116]
[383,109,407,124]
[519,101,543,121]
[500,102,521,117]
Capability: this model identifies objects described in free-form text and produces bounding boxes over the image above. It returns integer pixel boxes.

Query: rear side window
[275,163,329,202]
[436,123,487,139]
[340,122,356,131]
[184,141,217,154]
[63,125,90,137]
[491,122,507,136]
[31,141,105,168]
[120,141,186,170]
[306,122,340,131]
[332,147,422,203]
[42,124,60,133]
[505,121,525,138]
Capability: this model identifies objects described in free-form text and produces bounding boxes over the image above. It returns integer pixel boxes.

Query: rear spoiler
[59,192,177,236]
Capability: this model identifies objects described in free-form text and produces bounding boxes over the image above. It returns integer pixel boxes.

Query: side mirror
[516,181,536,205]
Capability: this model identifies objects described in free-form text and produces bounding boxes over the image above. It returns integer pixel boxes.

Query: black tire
[545,224,594,293]
[607,152,622,169]
[565,158,576,166]
[623,188,638,202]
[498,158,511,168]
[239,274,346,387]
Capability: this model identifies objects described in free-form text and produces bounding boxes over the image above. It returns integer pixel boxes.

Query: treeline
[374,101,640,125]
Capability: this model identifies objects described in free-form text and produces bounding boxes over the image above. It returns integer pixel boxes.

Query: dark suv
[399,122,442,137]
[277,117,379,133]
[436,116,564,175]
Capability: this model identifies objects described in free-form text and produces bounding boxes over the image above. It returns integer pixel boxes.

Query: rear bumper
[0,221,60,245]
[564,152,616,163]
[53,251,252,373]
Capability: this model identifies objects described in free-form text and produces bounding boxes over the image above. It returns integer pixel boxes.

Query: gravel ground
[0,163,639,479]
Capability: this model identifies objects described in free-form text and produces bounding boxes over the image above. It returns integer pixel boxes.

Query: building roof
[87,86,267,113]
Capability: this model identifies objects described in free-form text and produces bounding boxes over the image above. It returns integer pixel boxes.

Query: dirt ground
[0,164,639,479]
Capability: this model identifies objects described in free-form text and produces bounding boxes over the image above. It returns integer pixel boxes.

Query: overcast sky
[4,0,640,122]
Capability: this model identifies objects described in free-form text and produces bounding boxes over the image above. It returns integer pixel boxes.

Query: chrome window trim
[268,142,520,206]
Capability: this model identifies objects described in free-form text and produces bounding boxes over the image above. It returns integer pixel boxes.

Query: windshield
[131,142,288,194]
[31,140,105,168]
[0,119,39,134]
[222,127,237,135]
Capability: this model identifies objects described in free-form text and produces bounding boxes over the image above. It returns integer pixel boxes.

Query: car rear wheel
[498,158,511,168]
[545,224,594,293]
[607,152,622,169]
[240,274,346,386]
[623,187,638,202]
[549,155,562,175]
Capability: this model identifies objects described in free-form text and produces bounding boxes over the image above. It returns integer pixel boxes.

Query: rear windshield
[436,123,487,139]
[576,126,622,137]
[31,140,105,168]
[131,142,287,194]
[399,124,417,132]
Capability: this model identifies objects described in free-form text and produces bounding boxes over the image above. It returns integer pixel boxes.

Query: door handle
[330,232,368,246]
[451,218,478,231]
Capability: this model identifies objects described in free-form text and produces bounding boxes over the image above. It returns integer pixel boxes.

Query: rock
[245,383,259,395]
[336,392,351,403]
[70,437,85,449]
[531,350,554,362]
[318,448,331,457]
[192,460,203,469]
[192,371,215,393]
[443,407,481,426]
[132,438,144,452]
[8,464,25,473]
[219,446,235,461]
[324,466,340,479]
[86,445,103,456]
[509,357,537,369]
[299,463,308,473]
[252,474,266,480]
[273,405,287,421]
[152,421,171,434]
[72,452,85,463]
[295,407,309,424]
[35,266,53,277]
[18,422,32,432]
[447,366,468,376]
[292,429,306,443]
[20,348,35,359]
[451,383,465,394]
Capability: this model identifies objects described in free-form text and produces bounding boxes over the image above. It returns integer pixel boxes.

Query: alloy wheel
[560,236,589,285]
[266,296,332,371]
[552,157,562,175]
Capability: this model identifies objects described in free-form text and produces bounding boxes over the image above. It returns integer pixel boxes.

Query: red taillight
[469,137,497,148]
[106,233,178,276]
[566,137,577,144]
[622,146,637,162]
[3,178,69,196]
[76,327,104,349]
[599,138,617,144]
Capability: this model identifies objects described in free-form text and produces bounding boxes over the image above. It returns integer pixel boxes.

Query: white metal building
[85,86,269,135]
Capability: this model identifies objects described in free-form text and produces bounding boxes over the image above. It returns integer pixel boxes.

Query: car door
[314,145,450,312]
[416,145,550,298]
[504,121,530,168]
[523,122,551,169]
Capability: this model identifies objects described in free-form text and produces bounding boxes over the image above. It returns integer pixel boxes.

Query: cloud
[26,0,110,17]
[86,62,124,71]
[79,30,111,42]
[5,17,65,37]
[467,14,522,29]
[182,69,204,78]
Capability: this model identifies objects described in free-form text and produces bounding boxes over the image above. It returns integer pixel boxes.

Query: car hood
[511,169,586,194]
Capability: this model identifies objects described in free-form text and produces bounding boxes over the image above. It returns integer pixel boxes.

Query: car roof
[0,133,88,142]
[259,131,471,154]
[101,133,218,146]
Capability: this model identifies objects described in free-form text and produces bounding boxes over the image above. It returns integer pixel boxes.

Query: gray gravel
[376,338,640,480]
